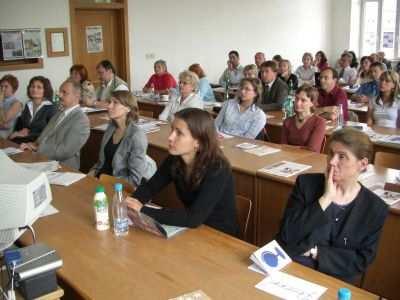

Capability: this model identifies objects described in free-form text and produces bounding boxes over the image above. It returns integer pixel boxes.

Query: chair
[256,127,270,142]
[99,174,134,194]
[320,135,327,153]
[374,152,400,170]
[236,195,252,240]
[139,110,154,118]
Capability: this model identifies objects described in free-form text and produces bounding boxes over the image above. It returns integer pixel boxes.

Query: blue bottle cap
[114,183,123,192]
[338,287,351,300]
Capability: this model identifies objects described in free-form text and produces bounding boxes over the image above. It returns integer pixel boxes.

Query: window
[360,0,400,59]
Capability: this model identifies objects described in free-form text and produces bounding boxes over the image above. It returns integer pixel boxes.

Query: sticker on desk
[255,271,327,300]
[250,240,291,275]
[169,290,211,300]
[245,145,281,157]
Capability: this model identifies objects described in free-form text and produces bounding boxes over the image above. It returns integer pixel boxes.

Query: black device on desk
[4,243,62,299]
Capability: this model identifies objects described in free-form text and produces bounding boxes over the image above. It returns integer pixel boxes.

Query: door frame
[69,0,131,88]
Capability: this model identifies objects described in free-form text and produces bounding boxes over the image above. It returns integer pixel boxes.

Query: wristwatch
[310,246,318,260]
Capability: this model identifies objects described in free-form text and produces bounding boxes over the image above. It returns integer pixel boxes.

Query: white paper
[40,204,59,218]
[250,240,292,275]
[248,263,267,275]
[369,185,400,206]
[236,142,258,150]
[219,132,234,139]
[255,271,327,300]
[259,161,311,178]
[358,164,375,181]
[245,145,281,157]
[86,25,103,53]
[81,106,107,113]
[2,147,23,156]
[18,161,60,173]
[50,32,64,52]
[46,172,86,186]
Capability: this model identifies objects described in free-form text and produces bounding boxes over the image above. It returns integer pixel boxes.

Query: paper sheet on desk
[255,271,327,300]
[46,172,86,186]
[1,147,23,156]
[40,204,59,217]
[18,161,60,173]
[245,145,281,156]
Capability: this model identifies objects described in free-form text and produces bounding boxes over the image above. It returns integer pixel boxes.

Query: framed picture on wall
[0,30,24,60]
[23,28,42,58]
[45,28,69,57]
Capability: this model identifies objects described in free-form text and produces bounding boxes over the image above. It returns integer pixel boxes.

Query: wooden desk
[138,98,166,119]
[266,110,400,159]
[0,144,377,300]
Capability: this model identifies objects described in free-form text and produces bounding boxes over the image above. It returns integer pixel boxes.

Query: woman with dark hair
[357,56,373,84]
[126,108,238,236]
[367,70,400,128]
[277,128,388,283]
[0,74,22,138]
[215,78,266,139]
[9,76,57,143]
[279,59,298,91]
[348,50,359,69]
[188,63,215,102]
[90,91,156,187]
[314,51,329,72]
[281,85,326,152]
[70,64,96,106]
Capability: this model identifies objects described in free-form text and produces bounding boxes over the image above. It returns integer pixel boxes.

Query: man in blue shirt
[351,62,385,103]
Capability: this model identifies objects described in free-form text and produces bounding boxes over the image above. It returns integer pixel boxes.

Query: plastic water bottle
[282,95,294,120]
[338,287,351,300]
[112,183,129,237]
[224,74,231,101]
[337,104,344,128]
[94,185,110,231]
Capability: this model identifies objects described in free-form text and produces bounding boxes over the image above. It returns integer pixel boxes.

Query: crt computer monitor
[0,150,52,251]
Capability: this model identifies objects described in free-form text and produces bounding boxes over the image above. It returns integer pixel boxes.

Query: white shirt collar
[266,79,276,89]
[28,100,53,117]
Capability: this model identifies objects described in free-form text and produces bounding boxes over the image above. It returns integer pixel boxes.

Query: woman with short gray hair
[159,70,203,122]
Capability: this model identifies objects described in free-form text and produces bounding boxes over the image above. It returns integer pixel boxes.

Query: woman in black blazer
[277,128,388,283]
[9,76,57,144]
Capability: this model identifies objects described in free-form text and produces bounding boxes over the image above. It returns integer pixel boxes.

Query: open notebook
[127,205,186,238]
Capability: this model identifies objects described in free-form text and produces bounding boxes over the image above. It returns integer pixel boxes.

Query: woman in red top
[281,85,326,152]
[143,59,177,95]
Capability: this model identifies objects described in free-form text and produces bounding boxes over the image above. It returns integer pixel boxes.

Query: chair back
[99,174,134,195]
[374,152,400,170]
[236,195,252,240]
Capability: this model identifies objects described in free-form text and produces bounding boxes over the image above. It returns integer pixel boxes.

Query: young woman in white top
[158,71,203,122]
[367,71,400,128]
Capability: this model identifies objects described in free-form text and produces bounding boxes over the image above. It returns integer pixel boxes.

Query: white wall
[330,0,352,62]
[0,0,72,102]
[0,0,335,98]
[128,0,332,90]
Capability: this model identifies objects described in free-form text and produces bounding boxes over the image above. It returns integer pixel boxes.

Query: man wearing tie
[20,80,90,170]
[258,60,289,111]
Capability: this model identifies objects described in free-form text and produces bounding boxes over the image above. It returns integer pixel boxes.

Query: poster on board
[383,32,394,48]
[0,30,24,60]
[86,26,103,53]
[23,28,42,58]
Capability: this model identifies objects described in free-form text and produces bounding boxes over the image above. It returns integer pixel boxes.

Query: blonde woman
[159,70,203,122]
[367,70,400,128]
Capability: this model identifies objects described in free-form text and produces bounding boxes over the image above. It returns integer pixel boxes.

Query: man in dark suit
[20,80,90,169]
[258,60,288,111]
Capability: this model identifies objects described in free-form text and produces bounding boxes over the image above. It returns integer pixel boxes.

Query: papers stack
[81,107,107,113]
[249,240,327,299]
[137,119,164,134]
[369,184,400,206]
[1,147,23,156]
[259,161,311,177]
[94,123,108,131]
[46,172,86,186]
[18,161,60,173]
[245,145,281,157]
